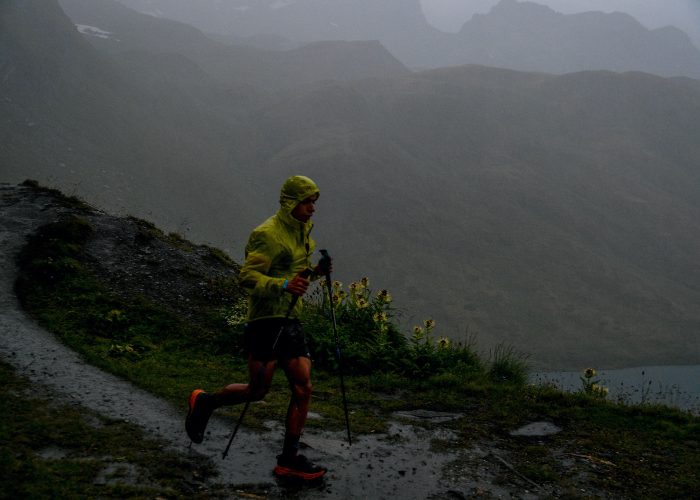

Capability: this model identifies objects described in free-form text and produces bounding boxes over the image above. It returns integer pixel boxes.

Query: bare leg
[280,356,312,455]
[272,356,326,478]
[214,355,276,407]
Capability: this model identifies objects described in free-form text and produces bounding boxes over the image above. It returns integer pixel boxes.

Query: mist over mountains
[109,0,700,78]
[2,0,700,370]
[59,0,410,91]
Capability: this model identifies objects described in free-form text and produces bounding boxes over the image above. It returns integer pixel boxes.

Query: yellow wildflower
[373,312,388,323]
[584,368,596,379]
[376,289,392,303]
[356,297,369,309]
[437,336,450,349]
[105,309,124,322]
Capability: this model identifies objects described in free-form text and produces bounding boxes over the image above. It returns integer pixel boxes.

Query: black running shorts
[244,318,310,362]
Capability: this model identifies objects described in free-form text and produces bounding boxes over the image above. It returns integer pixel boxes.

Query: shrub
[15,216,93,289]
[302,279,484,379]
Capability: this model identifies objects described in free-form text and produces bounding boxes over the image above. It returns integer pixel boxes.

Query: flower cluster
[411,318,452,351]
[305,277,400,366]
[302,275,480,377]
[222,296,248,327]
[108,343,141,360]
[105,309,126,323]
[580,367,609,399]
[323,278,393,321]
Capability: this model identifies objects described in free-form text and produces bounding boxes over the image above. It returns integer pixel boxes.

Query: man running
[185,175,330,480]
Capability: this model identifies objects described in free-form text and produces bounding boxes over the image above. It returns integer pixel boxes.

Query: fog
[420,0,700,47]
[2,0,699,372]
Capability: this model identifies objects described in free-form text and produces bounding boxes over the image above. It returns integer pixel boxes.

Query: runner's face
[291,195,318,223]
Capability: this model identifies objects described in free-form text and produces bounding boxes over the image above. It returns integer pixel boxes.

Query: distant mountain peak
[455,0,700,78]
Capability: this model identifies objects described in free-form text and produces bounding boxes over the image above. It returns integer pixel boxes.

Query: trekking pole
[222,384,254,459]
[320,249,352,446]
[222,269,311,459]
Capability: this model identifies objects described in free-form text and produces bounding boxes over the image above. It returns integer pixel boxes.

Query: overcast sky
[420,0,700,47]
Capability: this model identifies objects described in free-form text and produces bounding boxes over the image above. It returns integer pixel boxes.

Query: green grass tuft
[488,343,530,385]
[0,362,218,498]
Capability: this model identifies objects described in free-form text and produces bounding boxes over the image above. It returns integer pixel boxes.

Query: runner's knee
[291,377,312,402]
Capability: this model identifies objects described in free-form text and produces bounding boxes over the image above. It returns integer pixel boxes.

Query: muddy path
[0,184,546,499]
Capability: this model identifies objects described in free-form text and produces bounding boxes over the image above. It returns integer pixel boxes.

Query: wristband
[282,279,289,290]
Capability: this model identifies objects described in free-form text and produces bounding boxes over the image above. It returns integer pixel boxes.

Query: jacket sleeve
[239,229,287,297]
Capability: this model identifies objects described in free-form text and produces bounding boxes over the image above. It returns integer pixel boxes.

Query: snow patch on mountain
[75,24,119,41]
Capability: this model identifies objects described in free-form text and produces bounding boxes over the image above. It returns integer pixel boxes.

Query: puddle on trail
[212,419,459,499]
[194,411,565,500]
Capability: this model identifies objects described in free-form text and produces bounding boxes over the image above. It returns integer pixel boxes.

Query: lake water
[531,365,700,415]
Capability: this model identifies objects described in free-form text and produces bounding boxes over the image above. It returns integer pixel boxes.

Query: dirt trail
[2,184,506,499]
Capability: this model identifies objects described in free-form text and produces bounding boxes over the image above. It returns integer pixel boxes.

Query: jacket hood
[279,175,320,215]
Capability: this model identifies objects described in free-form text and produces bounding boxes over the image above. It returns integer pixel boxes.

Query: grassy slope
[7,184,699,497]
[0,361,223,498]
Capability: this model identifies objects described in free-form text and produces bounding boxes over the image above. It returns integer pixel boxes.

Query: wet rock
[37,446,69,460]
[393,409,462,423]
[509,421,562,437]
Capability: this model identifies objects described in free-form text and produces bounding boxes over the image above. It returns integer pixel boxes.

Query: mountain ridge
[58,0,410,90]
[452,0,700,78]
[107,0,700,78]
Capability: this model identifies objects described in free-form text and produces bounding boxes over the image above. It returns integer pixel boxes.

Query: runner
[186,175,330,480]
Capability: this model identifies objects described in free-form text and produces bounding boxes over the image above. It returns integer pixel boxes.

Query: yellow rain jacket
[239,175,320,322]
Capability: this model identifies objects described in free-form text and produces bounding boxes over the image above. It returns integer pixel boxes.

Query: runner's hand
[285,273,310,296]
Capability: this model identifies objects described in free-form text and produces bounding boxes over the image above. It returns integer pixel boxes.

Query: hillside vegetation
[6,182,699,498]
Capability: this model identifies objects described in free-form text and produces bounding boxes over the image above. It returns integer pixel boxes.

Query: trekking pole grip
[319,249,332,277]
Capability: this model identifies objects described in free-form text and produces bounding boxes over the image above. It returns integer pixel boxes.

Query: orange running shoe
[273,454,327,480]
[185,389,214,444]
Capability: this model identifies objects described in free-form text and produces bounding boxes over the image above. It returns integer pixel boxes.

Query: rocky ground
[1,183,605,499]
